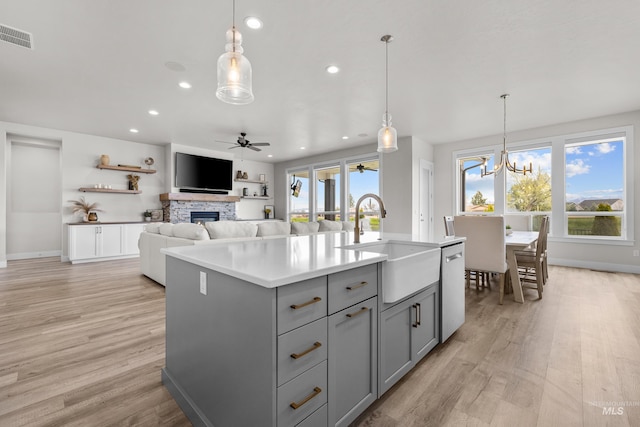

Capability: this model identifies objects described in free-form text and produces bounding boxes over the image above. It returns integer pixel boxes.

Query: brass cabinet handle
[346,307,368,318]
[346,281,368,291]
[290,342,322,359]
[412,303,421,328]
[290,386,322,410]
[290,297,322,310]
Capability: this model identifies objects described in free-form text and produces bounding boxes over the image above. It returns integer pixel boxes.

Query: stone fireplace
[160,193,240,223]
[190,211,220,225]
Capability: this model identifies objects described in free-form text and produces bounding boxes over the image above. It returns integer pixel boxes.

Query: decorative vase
[88,212,98,222]
[100,154,110,166]
[144,217,151,222]
[236,170,243,179]
[242,172,248,179]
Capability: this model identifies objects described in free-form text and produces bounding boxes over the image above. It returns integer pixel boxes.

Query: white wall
[433,110,640,273]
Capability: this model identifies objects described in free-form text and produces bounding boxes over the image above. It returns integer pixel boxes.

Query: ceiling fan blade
[251,142,270,146]
[248,145,261,152]
[215,140,235,145]
[228,145,241,149]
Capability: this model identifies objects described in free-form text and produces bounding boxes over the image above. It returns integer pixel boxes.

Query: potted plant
[68,196,103,222]
[505,224,513,235]
[264,207,272,219]
[143,211,153,222]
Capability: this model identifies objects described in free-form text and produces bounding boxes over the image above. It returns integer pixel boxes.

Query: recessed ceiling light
[148,110,159,116]
[342,136,349,140]
[267,154,273,158]
[244,16,263,29]
[300,147,306,150]
[326,65,339,74]
[129,128,139,133]
[179,81,192,89]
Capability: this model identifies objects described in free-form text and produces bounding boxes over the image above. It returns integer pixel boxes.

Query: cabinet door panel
[412,284,439,361]
[327,264,377,315]
[100,225,123,257]
[328,297,377,427]
[70,226,99,259]
[379,298,413,395]
[123,223,145,255]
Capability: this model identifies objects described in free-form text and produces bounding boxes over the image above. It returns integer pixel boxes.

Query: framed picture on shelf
[264,205,274,219]
[150,209,163,221]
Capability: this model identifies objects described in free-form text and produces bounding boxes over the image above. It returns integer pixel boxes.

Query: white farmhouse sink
[340,240,441,303]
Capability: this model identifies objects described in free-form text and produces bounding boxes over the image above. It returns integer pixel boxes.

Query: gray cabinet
[328,297,378,427]
[379,282,439,396]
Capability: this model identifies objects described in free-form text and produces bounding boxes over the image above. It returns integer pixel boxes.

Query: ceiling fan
[218,132,270,152]
[356,163,378,173]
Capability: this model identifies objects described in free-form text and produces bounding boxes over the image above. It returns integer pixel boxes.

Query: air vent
[0,24,33,49]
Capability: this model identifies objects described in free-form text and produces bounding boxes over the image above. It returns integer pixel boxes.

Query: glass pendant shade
[216,28,254,105]
[377,113,398,152]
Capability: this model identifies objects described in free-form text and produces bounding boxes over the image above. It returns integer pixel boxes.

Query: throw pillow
[206,221,259,239]
[291,221,320,235]
[318,220,342,232]
[257,221,292,237]
[159,223,174,237]
[173,223,210,240]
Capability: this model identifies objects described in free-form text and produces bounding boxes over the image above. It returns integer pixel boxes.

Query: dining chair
[514,216,548,298]
[453,215,509,303]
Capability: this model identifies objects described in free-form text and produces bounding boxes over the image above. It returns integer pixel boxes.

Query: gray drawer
[278,317,328,386]
[297,404,327,427]
[278,360,327,427]
[328,264,378,315]
[277,276,327,334]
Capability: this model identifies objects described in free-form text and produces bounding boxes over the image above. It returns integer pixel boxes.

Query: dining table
[505,231,539,303]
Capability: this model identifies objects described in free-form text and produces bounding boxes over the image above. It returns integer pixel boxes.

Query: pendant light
[481,94,532,176]
[377,35,398,153]
[216,0,254,105]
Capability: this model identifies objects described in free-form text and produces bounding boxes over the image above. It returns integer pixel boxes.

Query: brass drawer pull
[290,342,322,359]
[290,297,322,310]
[346,281,368,291]
[346,307,368,318]
[290,386,322,410]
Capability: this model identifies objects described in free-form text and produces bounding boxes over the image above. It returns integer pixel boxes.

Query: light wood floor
[1,259,639,426]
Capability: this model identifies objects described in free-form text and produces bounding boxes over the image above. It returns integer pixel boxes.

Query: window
[288,169,309,222]
[458,154,495,213]
[564,137,625,238]
[286,155,380,227]
[347,159,380,230]
[454,125,633,242]
[315,165,341,221]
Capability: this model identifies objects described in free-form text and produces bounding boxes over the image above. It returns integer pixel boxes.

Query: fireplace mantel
[159,193,240,203]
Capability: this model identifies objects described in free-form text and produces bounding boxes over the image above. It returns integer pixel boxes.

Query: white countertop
[162,231,465,288]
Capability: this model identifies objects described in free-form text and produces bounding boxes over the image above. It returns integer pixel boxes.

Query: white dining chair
[453,215,509,304]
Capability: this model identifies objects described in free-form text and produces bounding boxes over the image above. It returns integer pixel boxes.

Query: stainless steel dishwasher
[440,242,465,342]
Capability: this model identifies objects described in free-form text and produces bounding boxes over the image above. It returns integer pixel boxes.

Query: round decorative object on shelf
[87,212,99,222]
[100,154,110,166]
[144,157,155,169]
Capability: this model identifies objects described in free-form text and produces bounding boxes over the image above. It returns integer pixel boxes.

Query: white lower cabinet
[379,282,439,396]
[68,223,146,263]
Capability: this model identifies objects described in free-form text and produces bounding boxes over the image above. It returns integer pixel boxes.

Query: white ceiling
[1,0,640,163]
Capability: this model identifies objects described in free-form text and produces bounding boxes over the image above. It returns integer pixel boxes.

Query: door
[328,297,377,427]
[7,138,62,259]
[412,284,439,360]
[419,159,434,241]
[379,297,414,395]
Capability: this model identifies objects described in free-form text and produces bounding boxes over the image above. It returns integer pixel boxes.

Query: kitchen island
[161,232,464,427]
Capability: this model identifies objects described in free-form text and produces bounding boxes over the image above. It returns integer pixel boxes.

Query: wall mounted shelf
[79,188,142,194]
[98,164,156,174]
[241,196,271,200]
[234,178,268,184]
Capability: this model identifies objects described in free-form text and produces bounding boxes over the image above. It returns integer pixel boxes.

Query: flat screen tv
[175,152,233,192]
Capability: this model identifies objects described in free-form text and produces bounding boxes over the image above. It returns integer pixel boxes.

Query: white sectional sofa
[139,220,354,286]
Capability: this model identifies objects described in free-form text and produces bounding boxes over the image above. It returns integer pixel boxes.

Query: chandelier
[481,94,532,176]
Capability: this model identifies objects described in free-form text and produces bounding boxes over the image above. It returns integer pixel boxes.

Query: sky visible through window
[565,139,623,205]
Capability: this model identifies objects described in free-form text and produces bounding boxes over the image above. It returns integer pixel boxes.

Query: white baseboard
[0,260,6,268]
[6,250,62,261]
[549,257,640,274]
